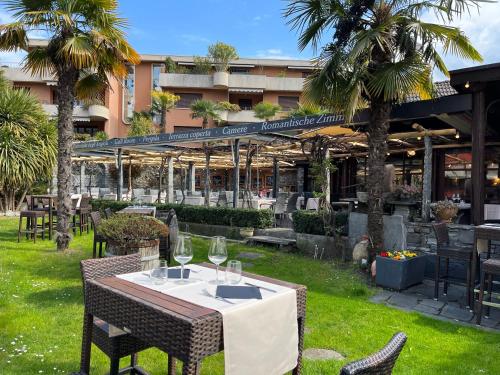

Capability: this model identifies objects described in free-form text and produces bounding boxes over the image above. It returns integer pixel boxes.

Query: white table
[306,197,320,210]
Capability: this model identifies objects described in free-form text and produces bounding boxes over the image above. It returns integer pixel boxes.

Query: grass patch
[0,217,499,374]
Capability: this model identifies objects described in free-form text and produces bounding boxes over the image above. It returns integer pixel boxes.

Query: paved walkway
[371,279,500,331]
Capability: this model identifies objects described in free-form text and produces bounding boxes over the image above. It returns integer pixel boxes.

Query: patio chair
[476,258,500,325]
[72,196,90,235]
[104,207,113,219]
[272,193,288,226]
[158,209,178,264]
[432,222,473,306]
[339,332,407,375]
[79,254,153,375]
[90,211,107,258]
[286,193,299,215]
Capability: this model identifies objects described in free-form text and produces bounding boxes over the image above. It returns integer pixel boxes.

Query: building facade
[2,54,313,138]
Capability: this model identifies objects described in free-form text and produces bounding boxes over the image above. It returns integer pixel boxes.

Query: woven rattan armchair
[340,332,407,375]
[80,254,152,375]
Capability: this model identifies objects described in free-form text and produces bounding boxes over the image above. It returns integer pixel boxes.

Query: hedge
[90,199,274,229]
[292,210,348,236]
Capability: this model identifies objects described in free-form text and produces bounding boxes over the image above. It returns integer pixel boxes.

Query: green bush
[292,210,348,235]
[90,199,274,229]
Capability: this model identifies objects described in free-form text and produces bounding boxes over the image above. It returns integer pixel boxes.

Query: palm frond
[0,23,27,51]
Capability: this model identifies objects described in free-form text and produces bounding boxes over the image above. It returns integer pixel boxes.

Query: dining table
[30,194,57,240]
[77,263,306,375]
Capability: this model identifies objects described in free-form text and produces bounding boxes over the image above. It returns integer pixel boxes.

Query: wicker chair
[90,211,107,258]
[104,207,113,219]
[340,332,407,375]
[80,254,152,375]
[476,258,500,325]
[217,190,229,207]
[158,209,177,264]
[432,222,473,306]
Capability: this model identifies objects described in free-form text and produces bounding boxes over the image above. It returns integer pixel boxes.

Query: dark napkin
[168,269,190,279]
[216,285,262,300]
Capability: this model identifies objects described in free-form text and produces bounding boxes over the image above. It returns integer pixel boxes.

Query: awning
[228,88,264,94]
[299,126,354,138]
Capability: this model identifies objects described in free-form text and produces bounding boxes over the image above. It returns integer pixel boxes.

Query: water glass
[225,260,242,285]
[173,235,193,283]
[208,236,227,284]
[150,260,168,285]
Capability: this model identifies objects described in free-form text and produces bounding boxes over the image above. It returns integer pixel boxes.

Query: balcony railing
[159,72,304,92]
[42,104,110,121]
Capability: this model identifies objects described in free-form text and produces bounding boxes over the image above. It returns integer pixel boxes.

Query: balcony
[219,110,261,123]
[159,72,304,92]
[42,104,110,121]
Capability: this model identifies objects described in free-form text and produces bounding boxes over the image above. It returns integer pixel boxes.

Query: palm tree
[151,90,180,133]
[285,0,482,260]
[253,101,282,121]
[0,82,56,212]
[0,0,140,250]
[190,99,222,206]
[287,102,326,118]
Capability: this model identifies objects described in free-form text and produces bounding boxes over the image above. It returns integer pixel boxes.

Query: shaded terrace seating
[476,258,500,325]
[90,211,106,258]
[340,332,407,375]
[79,254,153,375]
[432,222,473,307]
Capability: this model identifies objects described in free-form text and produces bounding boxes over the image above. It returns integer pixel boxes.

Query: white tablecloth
[306,197,320,210]
[118,264,298,375]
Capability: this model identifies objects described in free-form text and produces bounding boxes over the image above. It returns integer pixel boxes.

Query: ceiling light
[386,152,391,156]
[465,81,470,89]
[417,136,422,140]
[455,132,460,139]
[407,150,416,157]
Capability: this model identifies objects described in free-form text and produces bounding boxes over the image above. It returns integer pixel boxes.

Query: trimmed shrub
[90,199,274,229]
[292,210,348,236]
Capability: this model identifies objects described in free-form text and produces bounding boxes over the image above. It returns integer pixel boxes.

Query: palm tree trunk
[160,106,167,134]
[158,157,166,203]
[128,157,132,195]
[55,67,79,251]
[366,98,391,261]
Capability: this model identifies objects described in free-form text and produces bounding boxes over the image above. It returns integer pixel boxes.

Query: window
[175,93,202,108]
[152,63,164,91]
[13,85,30,92]
[302,71,312,78]
[230,67,250,75]
[238,98,252,110]
[278,96,299,110]
[122,65,135,122]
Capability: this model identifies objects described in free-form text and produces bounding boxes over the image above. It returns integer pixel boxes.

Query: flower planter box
[376,254,426,291]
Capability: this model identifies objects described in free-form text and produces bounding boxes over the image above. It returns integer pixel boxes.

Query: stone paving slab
[419,298,445,310]
[440,304,474,322]
[387,294,419,310]
[369,290,393,303]
[414,303,440,315]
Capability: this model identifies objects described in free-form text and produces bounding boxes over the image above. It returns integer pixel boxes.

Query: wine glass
[173,235,193,284]
[208,236,227,284]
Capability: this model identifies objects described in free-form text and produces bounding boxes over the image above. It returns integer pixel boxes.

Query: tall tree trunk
[128,156,133,195]
[158,156,166,203]
[56,67,79,251]
[160,106,167,134]
[366,98,391,261]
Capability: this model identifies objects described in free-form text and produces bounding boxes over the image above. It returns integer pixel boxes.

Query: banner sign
[74,113,348,151]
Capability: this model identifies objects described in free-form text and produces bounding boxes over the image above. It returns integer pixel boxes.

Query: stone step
[247,235,297,248]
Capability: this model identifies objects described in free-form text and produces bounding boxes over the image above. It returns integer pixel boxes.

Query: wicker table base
[77,263,306,375]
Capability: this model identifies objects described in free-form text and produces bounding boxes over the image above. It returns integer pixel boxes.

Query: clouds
[255,48,298,60]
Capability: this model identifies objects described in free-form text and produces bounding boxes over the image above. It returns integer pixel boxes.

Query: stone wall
[406,222,474,252]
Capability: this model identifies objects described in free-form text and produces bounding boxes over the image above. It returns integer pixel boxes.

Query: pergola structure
[73,64,500,224]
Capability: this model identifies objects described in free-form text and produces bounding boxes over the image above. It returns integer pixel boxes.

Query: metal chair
[79,254,152,375]
[17,210,47,243]
[90,211,107,258]
[432,222,473,306]
[340,332,407,375]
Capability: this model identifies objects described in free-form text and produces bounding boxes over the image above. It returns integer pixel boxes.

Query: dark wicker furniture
[73,196,90,235]
[30,194,56,239]
[104,207,113,219]
[476,258,500,325]
[17,210,47,243]
[340,332,407,375]
[78,262,306,375]
[79,254,153,375]
[158,209,177,264]
[432,222,473,306]
[90,211,107,258]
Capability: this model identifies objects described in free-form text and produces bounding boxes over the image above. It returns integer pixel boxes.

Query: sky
[0,0,499,77]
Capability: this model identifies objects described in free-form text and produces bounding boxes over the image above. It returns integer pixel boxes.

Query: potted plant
[100,214,168,270]
[239,227,254,238]
[375,250,426,291]
[432,200,458,222]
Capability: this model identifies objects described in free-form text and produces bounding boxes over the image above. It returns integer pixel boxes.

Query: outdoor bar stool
[340,332,407,374]
[90,211,107,258]
[432,222,474,307]
[476,258,500,325]
[75,196,91,235]
[80,254,153,375]
[17,210,47,243]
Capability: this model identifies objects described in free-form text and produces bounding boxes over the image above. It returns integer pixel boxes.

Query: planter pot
[239,227,254,238]
[106,239,160,271]
[375,254,426,291]
[213,71,229,88]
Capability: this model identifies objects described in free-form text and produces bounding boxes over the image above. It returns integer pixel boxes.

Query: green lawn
[0,216,499,374]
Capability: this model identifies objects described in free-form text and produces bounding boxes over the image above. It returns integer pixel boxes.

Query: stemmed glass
[208,236,227,284]
[173,235,193,284]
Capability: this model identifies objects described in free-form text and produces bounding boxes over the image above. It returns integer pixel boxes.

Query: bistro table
[30,194,57,240]
[78,263,306,375]
[117,206,156,216]
[471,224,500,308]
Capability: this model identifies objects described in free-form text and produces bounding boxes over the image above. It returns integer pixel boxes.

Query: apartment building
[1,52,313,138]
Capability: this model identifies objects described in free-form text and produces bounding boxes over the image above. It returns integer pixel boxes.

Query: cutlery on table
[244,282,277,293]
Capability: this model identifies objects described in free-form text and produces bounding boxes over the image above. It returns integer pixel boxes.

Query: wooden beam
[472,88,486,225]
